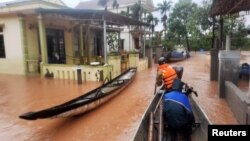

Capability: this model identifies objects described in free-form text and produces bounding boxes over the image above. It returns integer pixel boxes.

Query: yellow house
[0,0,149,81]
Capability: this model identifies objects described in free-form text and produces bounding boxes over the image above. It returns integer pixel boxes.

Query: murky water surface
[0,67,156,141]
[1,51,249,140]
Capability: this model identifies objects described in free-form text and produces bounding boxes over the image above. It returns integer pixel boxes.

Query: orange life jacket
[158,64,177,89]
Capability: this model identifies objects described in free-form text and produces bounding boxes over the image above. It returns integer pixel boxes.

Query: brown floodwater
[2,51,248,140]
[171,52,238,124]
[0,67,156,141]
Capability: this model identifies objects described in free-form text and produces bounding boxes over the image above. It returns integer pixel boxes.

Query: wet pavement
[1,51,248,140]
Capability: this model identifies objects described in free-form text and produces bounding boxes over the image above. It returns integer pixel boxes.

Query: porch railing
[42,64,104,81]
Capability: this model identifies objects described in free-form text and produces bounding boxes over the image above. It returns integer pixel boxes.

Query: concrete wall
[138,58,148,72]
[129,53,139,68]
[43,64,104,81]
[0,16,25,75]
[225,81,250,124]
[108,55,121,78]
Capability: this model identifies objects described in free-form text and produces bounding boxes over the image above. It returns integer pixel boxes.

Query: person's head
[158,57,166,65]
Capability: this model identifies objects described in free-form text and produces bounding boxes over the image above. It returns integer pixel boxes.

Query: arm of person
[156,74,163,86]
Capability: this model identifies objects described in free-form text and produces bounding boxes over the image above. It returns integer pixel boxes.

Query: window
[0,26,6,58]
[119,39,124,51]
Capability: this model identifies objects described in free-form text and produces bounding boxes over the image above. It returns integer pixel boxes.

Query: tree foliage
[157,0,172,29]
[168,0,197,51]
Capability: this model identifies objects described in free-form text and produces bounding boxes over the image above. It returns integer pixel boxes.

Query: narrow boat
[133,83,209,141]
[19,68,137,120]
[168,57,186,62]
[166,51,187,63]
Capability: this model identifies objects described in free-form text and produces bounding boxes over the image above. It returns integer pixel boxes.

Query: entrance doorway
[46,28,66,64]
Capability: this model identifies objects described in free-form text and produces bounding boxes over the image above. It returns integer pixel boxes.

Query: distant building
[76,0,154,53]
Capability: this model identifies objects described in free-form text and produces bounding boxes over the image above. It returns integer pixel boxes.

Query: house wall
[120,28,134,52]
[0,16,25,75]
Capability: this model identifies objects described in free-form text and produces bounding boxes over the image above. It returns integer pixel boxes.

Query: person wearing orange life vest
[156,57,178,90]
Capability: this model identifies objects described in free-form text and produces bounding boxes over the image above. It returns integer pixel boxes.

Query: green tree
[130,1,143,21]
[157,0,172,29]
[168,0,197,51]
[120,7,130,17]
[98,0,118,10]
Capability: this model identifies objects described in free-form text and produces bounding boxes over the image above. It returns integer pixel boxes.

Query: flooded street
[172,52,238,124]
[1,51,249,140]
[0,67,156,141]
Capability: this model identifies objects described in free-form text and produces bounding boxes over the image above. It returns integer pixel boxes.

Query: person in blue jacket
[163,79,195,141]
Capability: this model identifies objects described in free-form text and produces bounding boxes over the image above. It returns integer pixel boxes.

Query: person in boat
[156,57,178,91]
[163,79,195,141]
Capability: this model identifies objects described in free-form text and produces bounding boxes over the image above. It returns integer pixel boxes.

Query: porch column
[38,14,48,64]
[210,16,218,81]
[79,26,84,61]
[129,26,131,51]
[18,16,28,73]
[103,19,107,64]
[219,16,224,50]
[118,31,120,52]
[143,28,146,58]
[86,25,90,63]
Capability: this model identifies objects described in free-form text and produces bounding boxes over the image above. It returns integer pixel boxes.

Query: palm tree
[157,0,172,30]
[130,2,142,21]
[98,0,118,10]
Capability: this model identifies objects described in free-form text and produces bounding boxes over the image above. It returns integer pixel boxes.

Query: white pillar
[38,14,48,64]
[129,26,131,51]
[143,28,146,58]
[18,16,28,73]
[226,34,231,50]
[79,26,84,57]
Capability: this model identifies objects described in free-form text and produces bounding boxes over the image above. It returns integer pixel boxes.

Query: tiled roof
[209,0,250,16]
[36,8,150,26]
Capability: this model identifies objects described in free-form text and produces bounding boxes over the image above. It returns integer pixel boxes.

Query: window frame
[0,26,6,58]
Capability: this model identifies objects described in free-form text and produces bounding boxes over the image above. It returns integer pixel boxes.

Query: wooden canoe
[19,68,137,120]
